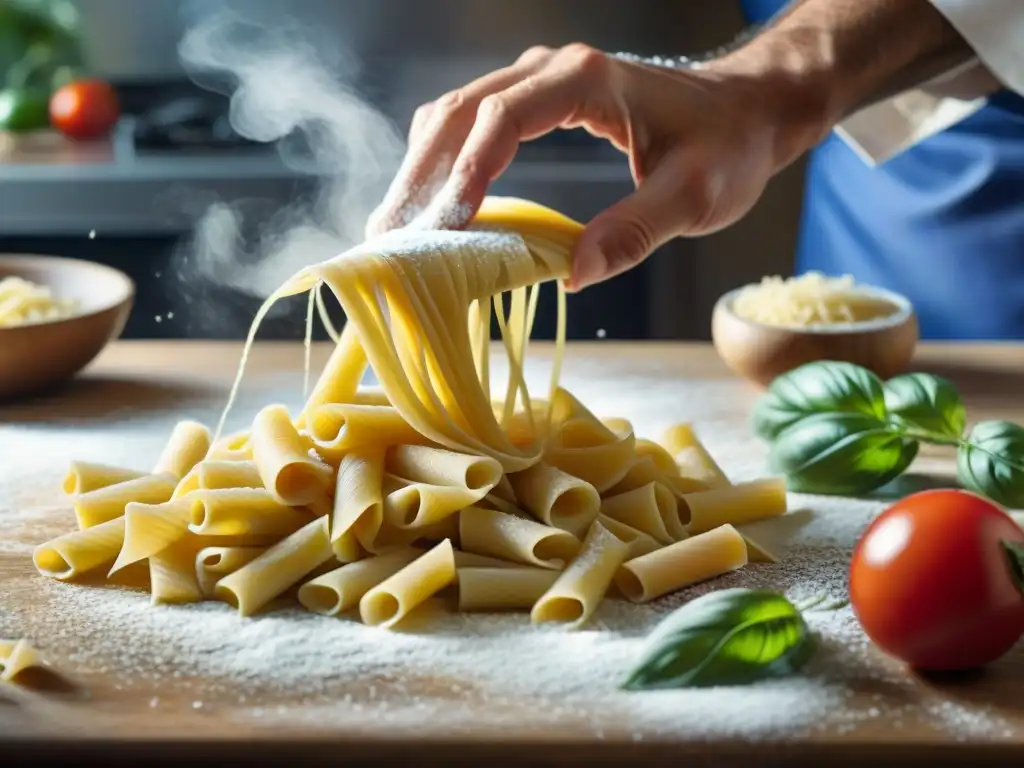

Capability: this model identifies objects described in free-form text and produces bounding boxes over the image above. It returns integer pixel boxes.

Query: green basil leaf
[622,588,815,690]
[752,361,887,441]
[957,420,1024,507]
[768,412,918,495]
[883,372,965,440]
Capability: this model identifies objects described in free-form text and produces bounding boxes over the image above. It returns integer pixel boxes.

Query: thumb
[568,154,701,291]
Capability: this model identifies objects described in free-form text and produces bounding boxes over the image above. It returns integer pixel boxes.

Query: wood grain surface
[1,341,1022,767]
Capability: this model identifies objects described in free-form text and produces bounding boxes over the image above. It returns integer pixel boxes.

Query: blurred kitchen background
[0,0,806,341]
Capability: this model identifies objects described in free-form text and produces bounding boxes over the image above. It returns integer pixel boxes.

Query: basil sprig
[622,588,816,690]
[752,361,1024,506]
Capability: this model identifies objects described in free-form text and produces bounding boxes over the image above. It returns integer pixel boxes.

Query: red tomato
[49,79,120,140]
[850,489,1024,672]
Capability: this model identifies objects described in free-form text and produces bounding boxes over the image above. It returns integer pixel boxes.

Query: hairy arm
[711,0,975,163]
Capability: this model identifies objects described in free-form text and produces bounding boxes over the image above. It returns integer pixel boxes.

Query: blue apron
[741,0,1024,339]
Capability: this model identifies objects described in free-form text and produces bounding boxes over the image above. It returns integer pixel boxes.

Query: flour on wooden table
[0,362,1019,742]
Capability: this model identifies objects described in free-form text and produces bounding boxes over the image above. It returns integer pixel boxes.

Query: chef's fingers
[418,46,624,231]
[365,46,555,238]
[568,149,716,291]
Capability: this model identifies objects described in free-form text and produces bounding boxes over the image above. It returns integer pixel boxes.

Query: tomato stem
[1004,541,1024,593]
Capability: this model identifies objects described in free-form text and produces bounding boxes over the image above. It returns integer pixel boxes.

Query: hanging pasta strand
[303,287,316,398]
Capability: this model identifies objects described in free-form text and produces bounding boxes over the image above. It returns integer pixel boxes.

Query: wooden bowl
[0,255,134,399]
[711,284,919,388]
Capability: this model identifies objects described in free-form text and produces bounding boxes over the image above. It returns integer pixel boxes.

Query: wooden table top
[1,340,1022,767]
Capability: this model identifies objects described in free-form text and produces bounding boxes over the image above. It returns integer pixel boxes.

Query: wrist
[704,45,836,171]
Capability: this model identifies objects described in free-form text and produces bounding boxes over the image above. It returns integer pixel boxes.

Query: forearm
[711,0,974,163]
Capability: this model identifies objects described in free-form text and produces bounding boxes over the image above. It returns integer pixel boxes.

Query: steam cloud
[173,4,406,312]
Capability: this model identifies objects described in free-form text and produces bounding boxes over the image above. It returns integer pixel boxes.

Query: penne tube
[0,639,42,682]
[33,517,126,580]
[600,482,685,545]
[73,472,178,529]
[216,516,335,616]
[359,539,456,628]
[531,521,630,629]
[382,479,479,530]
[153,420,212,480]
[62,461,146,495]
[507,461,599,537]
[299,322,368,421]
[614,524,749,603]
[544,424,636,493]
[601,416,634,435]
[457,566,560,612]
[605,457,708,500]
[458,506,580,569]
[596,514,663,558]
[187,488,311,537]
[351,387,392,407]
[110,498,193,574]
[171,465,200,500]
[195,546,268,597]
[298,547,423,616]
[331,446,385,549]
[683,477,788,535]
[452,550,520,569]
[661,423,731,489]
[386,445,502,497]
[149,536,205,605]
[251,404,333,506]
[206,430,252,462]
[634,439,681,477]
[198,460,264,490]
[307,404,427,461]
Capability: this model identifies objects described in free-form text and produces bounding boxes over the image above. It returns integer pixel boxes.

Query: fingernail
[568,240,608,292]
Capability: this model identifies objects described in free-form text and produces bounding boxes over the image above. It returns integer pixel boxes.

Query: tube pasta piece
[544,421,636,494]
[206,431,252,462]
[382,480,480,529]
[299,321,368,422]
[661,423,731,489]
[596,514,663,559]
[187,488,310,537]
[684,477,788,535]
[308,404,427,461]
[452,550,520,569]
[153,420,212,480]
[298,547,423,616]
[110,498,193,574]
[149,536,205,605]
[386,445,502,496]
[33,517,126,580]
[458,506,580,570]
[742,534,778,563]
[195,546,268,597]
[491,474,518,505]
[606,457,709,500]
[601,417,633,435]
[506,461,599,537]
[634,439,681,477]
[73,472,177,529]
[614,524,749,603]
[216,516,335,616]
[251,404,332,506]
[62,462,146,495]
[600,483,684,545]
[531,521,630,629]
[0,639,42,683]
[359,539,456,628]
[331,446,385,551]
[171,466,200,499]
[198,460,263,490]
[457,566,560,612]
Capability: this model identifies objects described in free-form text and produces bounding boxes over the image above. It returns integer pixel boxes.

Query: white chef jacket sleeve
[835,1,1024,166]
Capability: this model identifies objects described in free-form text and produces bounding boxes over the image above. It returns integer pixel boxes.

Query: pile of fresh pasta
[32,197,788,630]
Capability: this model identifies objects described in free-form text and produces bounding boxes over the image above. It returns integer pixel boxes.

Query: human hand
[366,44,826,290]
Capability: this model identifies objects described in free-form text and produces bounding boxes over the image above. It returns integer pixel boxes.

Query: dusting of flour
[0,359,1020,743]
